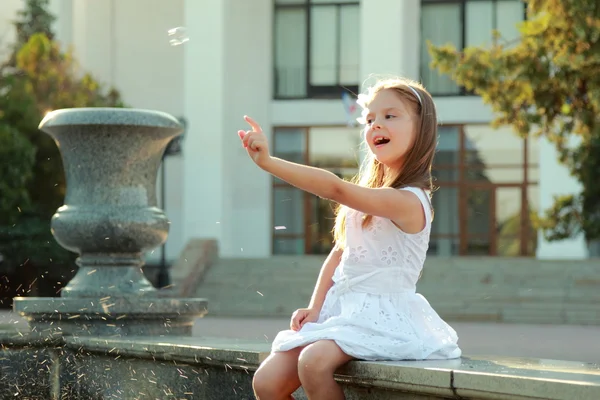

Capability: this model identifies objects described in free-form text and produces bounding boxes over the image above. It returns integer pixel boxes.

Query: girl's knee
[298,341,353,385]
[252,367,275,398]
[253,363,289,399]
[297,344,335,381]
[253,350,302,399]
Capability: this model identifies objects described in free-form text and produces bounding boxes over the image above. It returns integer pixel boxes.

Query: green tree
[14,0,55,47]
[3,0,54,68]
[427,0,600,244]
[0,124,36,225]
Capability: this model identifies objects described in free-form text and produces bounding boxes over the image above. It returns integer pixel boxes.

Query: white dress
[271,187,462,361]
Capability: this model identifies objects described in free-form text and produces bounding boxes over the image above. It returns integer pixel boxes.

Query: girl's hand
[290,307,320,331]
[238,115,271,168]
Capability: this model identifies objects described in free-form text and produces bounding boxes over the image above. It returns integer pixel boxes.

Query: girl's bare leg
[297,340,353,400]
[253,347,303,400]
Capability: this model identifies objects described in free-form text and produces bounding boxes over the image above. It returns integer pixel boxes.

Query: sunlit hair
[332,77,438,248]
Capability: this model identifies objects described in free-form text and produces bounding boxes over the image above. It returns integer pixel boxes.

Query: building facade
[0,0,589,261]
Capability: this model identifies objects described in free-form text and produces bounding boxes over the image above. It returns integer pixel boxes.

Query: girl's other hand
[238,115,271,168]
[290,307,320,331]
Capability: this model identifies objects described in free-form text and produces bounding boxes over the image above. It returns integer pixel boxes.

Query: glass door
[272,128,307,254]
[460,184,534,256]
[461,185,496,255]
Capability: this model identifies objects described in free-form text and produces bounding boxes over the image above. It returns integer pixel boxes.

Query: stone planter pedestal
[13,108,207,337]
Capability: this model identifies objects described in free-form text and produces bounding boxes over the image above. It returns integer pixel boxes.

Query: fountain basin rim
[39,107,183,130]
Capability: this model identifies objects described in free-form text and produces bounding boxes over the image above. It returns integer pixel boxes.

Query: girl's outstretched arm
[262,156,424,231]
[239,115,424,230]
[263,156,342,200]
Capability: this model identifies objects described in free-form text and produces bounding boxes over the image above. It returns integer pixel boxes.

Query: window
[430,124,539,257]
[274,0,360,99]
[420,0,526,96]
[272,124,538,257]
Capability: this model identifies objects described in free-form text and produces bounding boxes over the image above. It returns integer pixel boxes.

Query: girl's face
[363,89,417,170]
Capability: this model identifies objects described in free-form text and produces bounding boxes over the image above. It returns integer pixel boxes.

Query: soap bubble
[168,27,189,46]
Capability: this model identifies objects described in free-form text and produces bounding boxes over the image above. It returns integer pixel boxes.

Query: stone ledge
[64,336,600,400]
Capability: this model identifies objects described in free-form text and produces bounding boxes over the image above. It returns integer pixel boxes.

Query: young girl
[238,77,461,400]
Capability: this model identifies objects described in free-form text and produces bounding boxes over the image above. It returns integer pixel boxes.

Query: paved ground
[2,311,598,364]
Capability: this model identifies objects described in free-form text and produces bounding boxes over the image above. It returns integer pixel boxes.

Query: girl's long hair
[332,77,438,248]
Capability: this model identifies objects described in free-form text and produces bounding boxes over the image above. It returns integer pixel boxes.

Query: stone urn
[13,108,207,336]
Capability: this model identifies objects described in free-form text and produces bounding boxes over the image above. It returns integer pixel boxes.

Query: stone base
[12,296,208,337]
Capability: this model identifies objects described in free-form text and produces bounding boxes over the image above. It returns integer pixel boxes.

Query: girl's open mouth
[373,136,390,147]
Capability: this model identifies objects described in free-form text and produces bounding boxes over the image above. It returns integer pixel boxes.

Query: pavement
[2,310,599,364]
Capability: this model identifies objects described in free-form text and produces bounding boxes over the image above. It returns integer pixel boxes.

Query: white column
[359,0,421,88]
[0,1,21,63]
[356,0,421,182]
[182,0,272,258]
[70,1,114,86]
[48,0,73,50]
[536,136,588,259]
[220,0,273,258]
[399,0,421,80]
[182,0,226,249]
